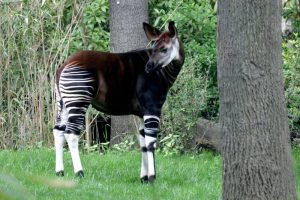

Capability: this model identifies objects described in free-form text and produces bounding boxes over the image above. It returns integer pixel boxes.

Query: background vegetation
[283,0,300,138]
[0,0,299,151]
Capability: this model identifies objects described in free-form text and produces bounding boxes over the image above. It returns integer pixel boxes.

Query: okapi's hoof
[56,171,64,177]
[75,170,84,178]
[140,176,148,184]
[148,175,156,184]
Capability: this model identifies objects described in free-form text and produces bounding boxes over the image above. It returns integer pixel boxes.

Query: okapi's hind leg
[58,66,96,178]
[54,100,87,178]
[53,85,67,177]
[63,103,90,178]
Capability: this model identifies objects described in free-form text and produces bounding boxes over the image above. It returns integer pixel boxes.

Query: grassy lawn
[1,147,300,200]
[0,148,221,200]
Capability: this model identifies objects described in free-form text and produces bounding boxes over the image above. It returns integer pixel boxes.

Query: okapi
[53,21,185,183]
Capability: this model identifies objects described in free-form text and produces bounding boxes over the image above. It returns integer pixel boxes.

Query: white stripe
[60,85,94,90]
[62,97,92,101]
[60,78,94,82]
[143,115,160,121]
[144,129,159,134]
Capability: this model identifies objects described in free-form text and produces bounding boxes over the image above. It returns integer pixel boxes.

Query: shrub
[283,36,300,135]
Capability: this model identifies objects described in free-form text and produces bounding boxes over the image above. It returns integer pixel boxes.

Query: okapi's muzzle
[145,61,162,74]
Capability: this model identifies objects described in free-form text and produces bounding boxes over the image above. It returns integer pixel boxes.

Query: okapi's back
[56,50,149,83]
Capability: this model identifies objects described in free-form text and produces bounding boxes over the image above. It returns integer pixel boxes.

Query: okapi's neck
[159,39,185,88]
[122,49,152,69]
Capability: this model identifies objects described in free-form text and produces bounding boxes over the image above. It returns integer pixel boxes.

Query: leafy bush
[283,0,300,35]
[69,0,110,52]
[283,36,300,135]
[282,1,300,136]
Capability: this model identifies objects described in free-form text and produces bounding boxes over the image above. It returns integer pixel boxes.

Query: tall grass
[0,0,88,149]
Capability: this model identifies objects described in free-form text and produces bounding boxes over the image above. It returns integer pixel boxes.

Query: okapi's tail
[54,82,64,128]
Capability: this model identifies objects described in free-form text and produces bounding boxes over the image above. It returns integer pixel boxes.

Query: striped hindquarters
[58,65,96,134]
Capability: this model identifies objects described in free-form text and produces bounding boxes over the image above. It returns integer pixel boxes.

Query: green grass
[292,147,300,198]
[0,149,221,200]
[2,147,300,200]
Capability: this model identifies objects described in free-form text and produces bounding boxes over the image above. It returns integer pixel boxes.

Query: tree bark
[109,0,148,145]
[218,1,297,199]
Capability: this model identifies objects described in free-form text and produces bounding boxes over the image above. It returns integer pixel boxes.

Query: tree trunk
[217,1,296,199]
[109,0,148,145]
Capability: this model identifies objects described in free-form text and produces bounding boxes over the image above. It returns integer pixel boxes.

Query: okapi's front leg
[139,124,148,183]
[143,115,160,183]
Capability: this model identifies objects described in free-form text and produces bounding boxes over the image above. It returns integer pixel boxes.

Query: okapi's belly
[91,96,142,117]
[92,70,143,116]
[92,85,143,117]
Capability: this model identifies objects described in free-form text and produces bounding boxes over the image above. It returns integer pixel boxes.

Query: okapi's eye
[160,48,168,53]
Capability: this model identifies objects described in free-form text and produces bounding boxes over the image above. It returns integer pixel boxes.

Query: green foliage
[282,0,300,137]
[283,0,300,34]
[283,35,300,134]
[70,0,110,52]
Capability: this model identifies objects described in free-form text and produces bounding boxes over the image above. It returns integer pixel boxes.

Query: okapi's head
[143,21,181,73]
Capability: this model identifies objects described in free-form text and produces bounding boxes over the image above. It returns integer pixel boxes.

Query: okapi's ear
[168,21,177,38]
[143,22,161,41]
